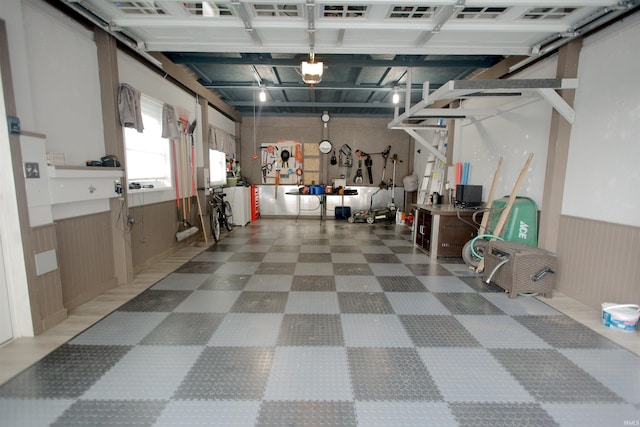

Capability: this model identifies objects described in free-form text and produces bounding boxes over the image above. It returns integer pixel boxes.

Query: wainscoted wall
[556,215,640,309]
[129,199,201,274]
[55,213,117,311]
[29,225,67,333]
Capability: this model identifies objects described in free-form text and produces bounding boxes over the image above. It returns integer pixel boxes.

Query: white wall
[450,59,557,210]
[22,0,105,165]
[563,13,640,227]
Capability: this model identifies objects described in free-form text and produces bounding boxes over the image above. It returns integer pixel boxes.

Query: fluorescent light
[392,91,400,104]
[259,87,266,102]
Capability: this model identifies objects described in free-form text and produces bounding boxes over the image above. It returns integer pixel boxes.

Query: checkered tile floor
[1,219,639,426]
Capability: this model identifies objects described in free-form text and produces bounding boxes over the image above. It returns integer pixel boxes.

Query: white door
[0,241,13,345]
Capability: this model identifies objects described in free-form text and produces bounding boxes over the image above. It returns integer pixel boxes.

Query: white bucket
[601,303,640,332]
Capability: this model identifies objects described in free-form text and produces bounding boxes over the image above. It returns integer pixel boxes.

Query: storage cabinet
[225,186,251,226]
[413,205,481,259]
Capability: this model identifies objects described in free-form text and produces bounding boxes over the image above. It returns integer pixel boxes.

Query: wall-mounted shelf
[48,166,124,220]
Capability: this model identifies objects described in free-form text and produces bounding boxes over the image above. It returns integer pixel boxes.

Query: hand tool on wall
[340,144,353,177]
[379,145,391,187]
[365,154,373,184]
[354,150,364,184]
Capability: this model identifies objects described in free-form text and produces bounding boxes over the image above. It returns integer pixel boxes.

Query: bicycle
[209,188,233,242]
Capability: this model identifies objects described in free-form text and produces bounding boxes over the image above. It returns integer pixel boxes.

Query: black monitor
[455,185,483,207]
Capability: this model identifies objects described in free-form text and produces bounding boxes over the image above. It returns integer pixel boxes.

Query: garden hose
[470,234,504,259]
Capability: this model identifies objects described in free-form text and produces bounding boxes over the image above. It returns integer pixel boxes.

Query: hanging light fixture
[301,51,323,85]
[259,85,266,102]
[392,86,400,104]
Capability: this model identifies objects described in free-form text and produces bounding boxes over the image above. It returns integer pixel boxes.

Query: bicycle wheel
[210,205,221,242]
[223,201,233,231]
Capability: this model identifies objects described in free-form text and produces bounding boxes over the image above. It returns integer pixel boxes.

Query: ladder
[417,130,447,204]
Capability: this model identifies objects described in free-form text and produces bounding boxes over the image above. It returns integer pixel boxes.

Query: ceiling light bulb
[392,91,400,104]
[259,88,266,102]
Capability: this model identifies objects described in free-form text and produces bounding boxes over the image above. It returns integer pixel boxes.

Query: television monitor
[455,184,483,207]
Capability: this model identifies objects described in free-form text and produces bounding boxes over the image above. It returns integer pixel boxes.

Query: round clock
[321,112,331,123]
[319,139,332,154]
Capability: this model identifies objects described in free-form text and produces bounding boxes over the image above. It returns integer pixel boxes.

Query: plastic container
[488,196,538,246]
[601,303,640,332]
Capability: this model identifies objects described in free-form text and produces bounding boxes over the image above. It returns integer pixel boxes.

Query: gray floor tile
[333,263,373,276]
[0,345,131,399]
[514,315,621,349]
[173,347,273,400]
[215,261,260,274]
[405,263,452,276]
[230,291,288,313]
[264,347,352,401]
[245,274,293,291]
[291,275,336,291]
[364,253,402,263]
[277,314,344,345]
[156,401,261,427]
[419,276,476,293]
[51,400,167,426]
[294,262,334,275]
[369,263,414,276]
[0,398,74,427]
[262,252,299,262]
[198,274,251,290]
[433,292,505,315]
[448,402,560,427]
[331,252,367,263]
[377,276,427,292]
[542,402,640,427]
[560,349,640,405]
[355,402,458,427]
[386,293,451,315]
[338,292,394,314]
[348,347,442,402]
[140,313,225,345]
[175,261,223,274]
[118,290,192,312]
[255,262,296,275]
[209,313,283,347]
[284,292,340,314]
[257,401,356,427]
[400,315,481,347]
[490,348,625,403]
[480,292,563,315]
[227,252,267,262]
[455,315,551,349]
[174,290,241,313]
[335,276,382,292]
[151,273,210,290]
[418,348,534,402]
[341,314,413,347]
[82,345,202,400]
[70,312,168,345]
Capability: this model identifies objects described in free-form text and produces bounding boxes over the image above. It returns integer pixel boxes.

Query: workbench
[286,190,358,222]
[412,204,483,259]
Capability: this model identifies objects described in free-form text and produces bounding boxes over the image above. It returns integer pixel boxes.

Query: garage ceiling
[59,0,639,118]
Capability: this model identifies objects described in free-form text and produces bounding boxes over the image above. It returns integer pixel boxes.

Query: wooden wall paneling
[556,215,640,309]
[55,213,117,311]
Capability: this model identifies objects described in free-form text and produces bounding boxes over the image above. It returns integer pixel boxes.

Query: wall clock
[319,139,332,154]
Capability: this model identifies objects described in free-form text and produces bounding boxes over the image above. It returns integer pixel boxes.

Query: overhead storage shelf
[389,78,579,129]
